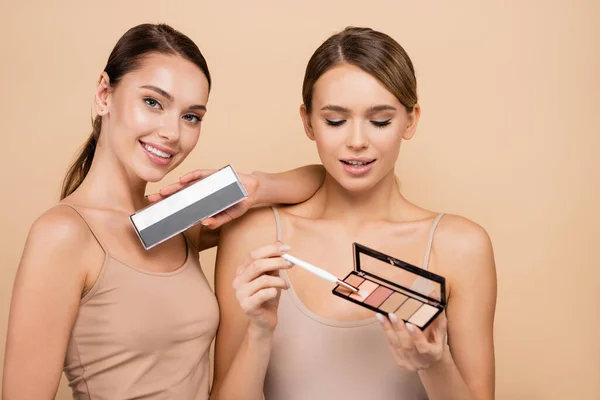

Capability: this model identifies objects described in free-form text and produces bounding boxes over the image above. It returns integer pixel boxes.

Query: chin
[333,175,379,193]
[134,165,170,183]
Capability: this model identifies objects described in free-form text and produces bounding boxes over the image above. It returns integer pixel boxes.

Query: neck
[74,146,148,213]
[310,170,408,225]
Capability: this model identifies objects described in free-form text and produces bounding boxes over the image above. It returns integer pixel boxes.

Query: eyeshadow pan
[334,274,365,296]
[364,285,393,308]
[379,292,408,314]
[344,274,365,288]
[350,279,378,301]
[396,298,422,320]
[408,303,439,328]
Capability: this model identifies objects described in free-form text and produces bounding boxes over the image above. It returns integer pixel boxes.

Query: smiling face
[96,52,210,183]
[301,63,419,193]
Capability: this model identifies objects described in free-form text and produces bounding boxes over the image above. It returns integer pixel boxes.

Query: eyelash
[143,97,202,124]
[183,114,202,124]
[325,119,391,128]
[144,97,162,109]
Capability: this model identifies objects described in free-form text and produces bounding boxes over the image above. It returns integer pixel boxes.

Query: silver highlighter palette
[130,165,247,250]
[332,242,447,330]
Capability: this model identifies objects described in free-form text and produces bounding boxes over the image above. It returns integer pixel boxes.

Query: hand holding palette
[332,243,447,331]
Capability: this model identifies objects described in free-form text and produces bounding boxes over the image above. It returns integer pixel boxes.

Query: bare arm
[210,209,288,400]
[249,164,325,206]
[418,217,497,400]
[2,207,98,399]
[188,164,325,252]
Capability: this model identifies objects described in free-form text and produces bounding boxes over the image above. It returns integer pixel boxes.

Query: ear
[300,104,315,141]
[402,103,421,141]
[95,72,112,116]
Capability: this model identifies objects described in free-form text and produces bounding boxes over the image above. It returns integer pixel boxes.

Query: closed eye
[183,114,202,124]
[372,119,391,128]
[326,119,345,127]
[144,97,162,109]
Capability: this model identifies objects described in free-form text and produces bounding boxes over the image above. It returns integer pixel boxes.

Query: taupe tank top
[59,203,219,400]
[264,207,444,400]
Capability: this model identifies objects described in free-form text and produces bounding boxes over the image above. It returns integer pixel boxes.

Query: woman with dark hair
[2,23,323,400]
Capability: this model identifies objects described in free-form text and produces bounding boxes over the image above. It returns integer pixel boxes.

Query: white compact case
[130,165,248,249]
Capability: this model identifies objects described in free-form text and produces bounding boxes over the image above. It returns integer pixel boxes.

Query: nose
[346,121,369,150]
[157,114,180,142]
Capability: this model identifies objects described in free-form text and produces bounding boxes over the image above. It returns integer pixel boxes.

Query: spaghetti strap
[56,202,109,254]
[422,212,445,271]
[271,206,283,242]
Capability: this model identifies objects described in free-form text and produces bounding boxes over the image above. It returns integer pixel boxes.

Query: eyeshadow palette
[332,242,446,330]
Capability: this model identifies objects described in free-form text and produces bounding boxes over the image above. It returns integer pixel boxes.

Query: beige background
[1,0,599,399]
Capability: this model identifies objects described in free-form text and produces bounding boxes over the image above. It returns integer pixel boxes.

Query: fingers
[159,181,187,197]
[430,309,448,344]
[239,243,291,272]
[408,322,431,354]
[145,181,187,203]
[234,257,292,288]
[388,313,416,353]
[179,169,218,184]
[201,202,249,230]
[237,287,281,315]
[377,313,401,348]
[146,193,163,203]
[237,275,289,300]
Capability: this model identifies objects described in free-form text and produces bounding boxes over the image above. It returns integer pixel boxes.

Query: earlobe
[402,104,421,140]
[300,104,315,141]
[95,72,112,116]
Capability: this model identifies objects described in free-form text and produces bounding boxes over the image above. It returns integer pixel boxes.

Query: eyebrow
[140,85,207,112]
[320,104,397,113]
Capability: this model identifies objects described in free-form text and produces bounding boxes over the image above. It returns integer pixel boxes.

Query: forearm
[251,164,324,205]
[211,328,272,400]
[418,346,481,400]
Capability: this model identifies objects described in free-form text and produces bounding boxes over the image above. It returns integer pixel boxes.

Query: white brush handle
[281,254,338,285]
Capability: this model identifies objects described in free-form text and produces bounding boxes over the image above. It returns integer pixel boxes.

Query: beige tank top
[264,207,444,400]
[59,203,219,400]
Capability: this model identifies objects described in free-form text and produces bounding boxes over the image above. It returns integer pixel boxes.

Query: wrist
[247,323,274,342]
[249,171,266,206]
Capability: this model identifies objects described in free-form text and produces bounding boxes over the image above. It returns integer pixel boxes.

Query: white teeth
[142,143,171,158]
[345,160,370,166]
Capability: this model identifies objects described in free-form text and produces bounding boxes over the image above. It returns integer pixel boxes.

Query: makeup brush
[282,254,370,298]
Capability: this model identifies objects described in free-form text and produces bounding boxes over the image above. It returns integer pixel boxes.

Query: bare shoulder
[28,205,94,247]
[21,205,100,276]
[220,206,279,245]
[435,214,493,256]
[432,214,496,289]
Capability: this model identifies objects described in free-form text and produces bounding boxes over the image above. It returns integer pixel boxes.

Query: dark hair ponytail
[60,116,101,199]
[60,23,211,199]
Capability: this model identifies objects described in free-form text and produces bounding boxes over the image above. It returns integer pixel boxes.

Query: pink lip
[139,141,175,166]
[340,158,376,177]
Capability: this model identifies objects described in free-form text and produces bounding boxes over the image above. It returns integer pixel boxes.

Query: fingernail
[376,313,385,323]
[388,313,399,325]
[405,322,414,332]
[280,245,291,252]
[201,221,209,226]
[286,261,293,267]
